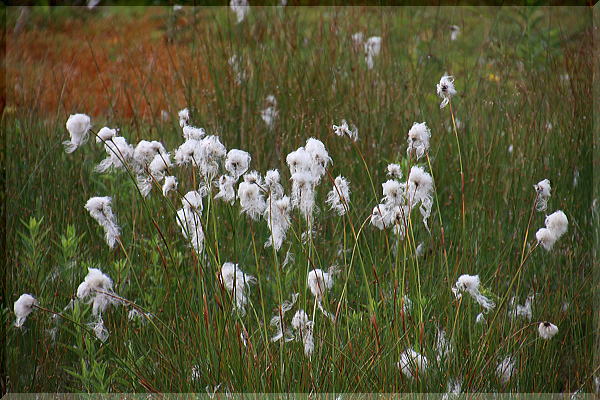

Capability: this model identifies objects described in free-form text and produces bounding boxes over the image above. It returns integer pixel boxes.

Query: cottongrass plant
[332,120,358,142]
[51,94,573,392]
[538,322,559,339]
[177,190,205,253]
[219,262,256,316]
[535,210,568,251]
[63,113,91,153]
[452,274,496,312]
[270,292,299,343]
[13,294,38,328]
[534,179,551,212]
[307,266,339,320]
[496,356,516,385]
[325,176,351,216]
[261,95,278,130]
[398,349,429,380]
[19,45,580,390]
[84,196,121,249]
[291,309,314,357]
[364,36,382,69]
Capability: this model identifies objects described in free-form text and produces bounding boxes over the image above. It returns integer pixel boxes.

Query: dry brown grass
[6,7,204,122]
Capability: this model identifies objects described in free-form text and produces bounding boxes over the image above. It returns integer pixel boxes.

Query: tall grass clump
[4,5,595,394]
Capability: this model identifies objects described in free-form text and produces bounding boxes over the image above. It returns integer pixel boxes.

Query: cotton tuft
[407,122,431,160]
[291,309,314,357]
[397,349,428,380]
[261,95,278,130]
[162,176,178,196]
[364,36,382,69]
[264,195,291,251]
[77,268,120,316]
[219,262,256,316]
[178,108,190,128]
[225,149,251,180]
[14,294,37,328]
[95,136,134,173]
[270,292,299,343]
[85,196,121,248]
[64,113,91,153]
[536,210,568,251]
[437,75,457,109]
[96,127,117,143]
[215,175,237,204]
[238,174,267,220]
[183,125,206,140]
[230,0,249,23]
[534,179,551,212]
[496,356,516,385]
[326,176,351,215]
[538,321,558,339]
[453,274,495,311]
[332,120,358,142]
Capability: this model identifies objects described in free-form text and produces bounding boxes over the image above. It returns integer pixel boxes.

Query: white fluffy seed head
[382,180,405,206]
[230,0,249,23]
[538,321,558,339]
[176,207,204,253]
[264,195,291,251]
[215,175,237,204]
[149,153,172,177]
[408,166,433,194]
[182,190,204,211]
[14,294,37,327]
[496,356,516,385]
[437,75,456,108]
[238,180,267,220]
[545,210,568,238]
[397,349,428,380]
[305,137,331,180]
[352,31,364,47]
[178,108,190,127]
[534,179,551,198]
[364,36,382,69]
[307,267,337,300]
[265,169,280,187]
[291,309,310,331]
[261,97,278,130]
[286,147,313,175]
[95,136,133,173]
[225,149,251,180]
[77,268,117,316]
[219,262,255,315]
[96,127,117,143]
[536,227,557,251]
[456,274,480,292]
[64,113,92,153]
[326,176,351,215]
[364,36,382,56]
[162,176,178,196]
[332,120,358,142]
[197,136,227,178]
[534,179,551,211]
[84,196,120,248]
[265,169,284,198]
[77,268,113,298]
[407,122,431,160]
[182,125,206,140]
[133,140,166,168]
[387,163,403,179]
[291,309,314,357]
